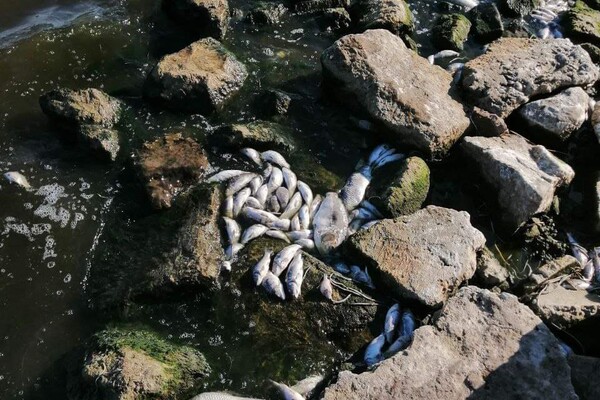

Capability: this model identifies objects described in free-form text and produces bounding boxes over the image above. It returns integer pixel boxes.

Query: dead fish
[4,171,31,189]
[267,218,290,231]
[207,170,246,183]
[261,150,290,169]
[253,249,273,286]
[286,252,304,299]
[298,205,310,230]
[241,224,269,244]
[272,244,302,276]
[222,196,234,219]
[384,303,401,344]
[308,194,322,221]
[287,230,312,241]
[241,207,279,225]
[275,186,290,208]
[374,152,404,169]
[340,166,371,211]
[226,243,244,259]
[290,375,324,399]
[267,167,284,194]
[223,217,241,245]
[233,188,252,217]
[295,238,315,250]
[350,265,375,289]
[262,271,286,300]
[266,229,291,243]
[592,248,600,283]
[443,0,477,11]
[226,173,257,197]
[350,207,378,222]
[432,49,461,59]
[360,200,383,219]
[320,274,333,301]
[367,144,392,166]
[190,392,262,400]
[268,380,304,400]
[313,192,349,256]
[297,180,313,207]
[248,176,263,195]
[268,195,281,213]
[359,220,380,231]
[333,261,351,275]
[220,261,232,273]
[255,184,269,206]
[290,215,301,232]
[282,167,297,195]
[364,334,386,367]
[241,148,262,166]
[245,196,264,210]
[566,233,589,266]
[281,192,303,220]
[384,310,416,358]
[564,278,591,291]
[262,163,273,179]
[583,259,594,282]
[347,218,365,235]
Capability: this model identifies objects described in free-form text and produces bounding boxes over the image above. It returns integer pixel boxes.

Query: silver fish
[347,218,364,235]
[564,278,591,291]
[267,167,283,194]
[248,176,263,195]
[566,233,589,266]
[433,49,462,59]
[282,167,297,195]
[367,144,392,166]
[290,215,301,232]
[583,259,594,282]
[281,192,303,220]
[384,303,401,344]
[226,173,257,197]
[384,310,416,358]
[320,274,333,301]
[222,196,234,219]
[364,334,386,367]
[223,217,241,245]
[308,194,322,221]
[287,230,312,241]
[333,261,351,275]
[241,148,262,166]
[269,380,304,400]
[360,200,383,218]
[253,249,273,286]
[298,205,310,230]
[4,171,31,189]
[262,271,286,300]
[220,261,232,273]
[295,239,315,250]
[275,186,290,208]
[313,192,349,256]
[286,252,304,299]
[340,166,371,211]
[592,248,600,283]
[255,184,269,206]
[268,195,281,213]
[207,170,246,183]
[262,163,273,179]
[190,392,262,400]
[266,229,291,243]
[245,196,264,210]
[297,180,313,207]
[241,207,279,225]
[267,218,290,231]
[233,188,252,217]
[261,150,290,168]
[350,265,375,289]
[290,375,324,399]
[272,244,302,276]
[240,224,269,244]
[359,220,380,231]
[374,153,404,169]
[225,243,244,259]
[350,207,377,222]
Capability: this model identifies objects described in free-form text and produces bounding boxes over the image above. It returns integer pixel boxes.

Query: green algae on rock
[432,14,471,51]
[565,1,600,46]
[350,0,414,35]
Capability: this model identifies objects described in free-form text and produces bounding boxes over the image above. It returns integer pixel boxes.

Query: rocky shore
[19,0,600,398]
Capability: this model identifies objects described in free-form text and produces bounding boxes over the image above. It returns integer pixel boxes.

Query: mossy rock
[565,1,600,46]
[368,156,430,218]
[501,0,540,16]
[432,14,471,51]
[350,0,414,35]
[246,2,287,25]
[581,42,600,63]
[68,325,211,400]
[467,3,504,43]
[210,121,298,153]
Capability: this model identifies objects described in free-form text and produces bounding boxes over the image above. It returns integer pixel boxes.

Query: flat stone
[462,38,599,118]
[569,355,600,400]
[322,286,577,400]
[322,29,470,157]
[462,133,575,230]
[350,0,413,35]
[144,38,247,113]
[470,106,509,136]
[346,206,486,307]
[531,285,600,328]
[519,87,589,144]
[162,0,230,39]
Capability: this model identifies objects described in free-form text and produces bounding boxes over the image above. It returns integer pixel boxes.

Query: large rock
[350,0,413,35]
[346,206,486,307]
[137,133,209,209]
[321,29,470,157]
[322,286,577,400]
[144,38,247,113]
[432,13,471,51]
[565,1,600,46]
[518,87,589,144]
[462,38,599,118]
[467,3,503,43]
[462,133,575,230]
[531,285,600,329]
[210,121,298,152]
[78,125,120,161]
[162,0,230,39]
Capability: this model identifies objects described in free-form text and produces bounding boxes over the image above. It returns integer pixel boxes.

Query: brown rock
[40,88,121,128]
[476,247,509,288]
[531,285,600,329]
[569,354,600,400]
[470,106,509,136]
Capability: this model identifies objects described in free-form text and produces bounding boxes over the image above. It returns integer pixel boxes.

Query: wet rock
[501,0,540,16]
[67,325,210,400]
[461,38,599,118]
[470,106,509,136]
[521,215,569,262]
[319,7,352,32]
[78,125,120,161]
[432,13,471,51]
[569,355,600,400]
[256,90,293,117]
[462,134,575,230]
[518,87,589,144]
[531,285,600,329]
[144,38,248,113]
[137,133,209,209]
[467,3,503,43]
[566,1,600,46]
[476,247,509,288]
[346,206,485,307]
[246,3,287,25]
[40,88,121,128]
[592,102,600,144]
[518,255,579,294]
[211,121,298,152]
[368,156,430,218]
[322,29,470,157]
[293,0,350,13]
[322,286,577,400]
[580,42,600,63]
[350,0,414,35]
[162,0,230,39]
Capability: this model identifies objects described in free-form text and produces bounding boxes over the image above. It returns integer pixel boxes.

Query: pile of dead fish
[564,233,600,290]
[364,303,416,367]
[208,145,402,301]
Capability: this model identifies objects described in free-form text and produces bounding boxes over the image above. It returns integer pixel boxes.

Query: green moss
[566,1,600,45]
[432,14,471,51]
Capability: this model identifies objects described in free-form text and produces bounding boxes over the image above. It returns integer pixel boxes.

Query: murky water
[0,0,594,398]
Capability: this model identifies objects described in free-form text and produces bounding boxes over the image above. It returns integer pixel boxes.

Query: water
[0,0,593,399]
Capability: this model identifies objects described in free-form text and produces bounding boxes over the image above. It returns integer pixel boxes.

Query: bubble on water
[31,224,51,236]
[56,290,63,296]
[208,335,223,346]
[63,273,72,283]
[47,261,55,269]
[23,203,33,210]
[70,212,84,229]
[43,236,57,259]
